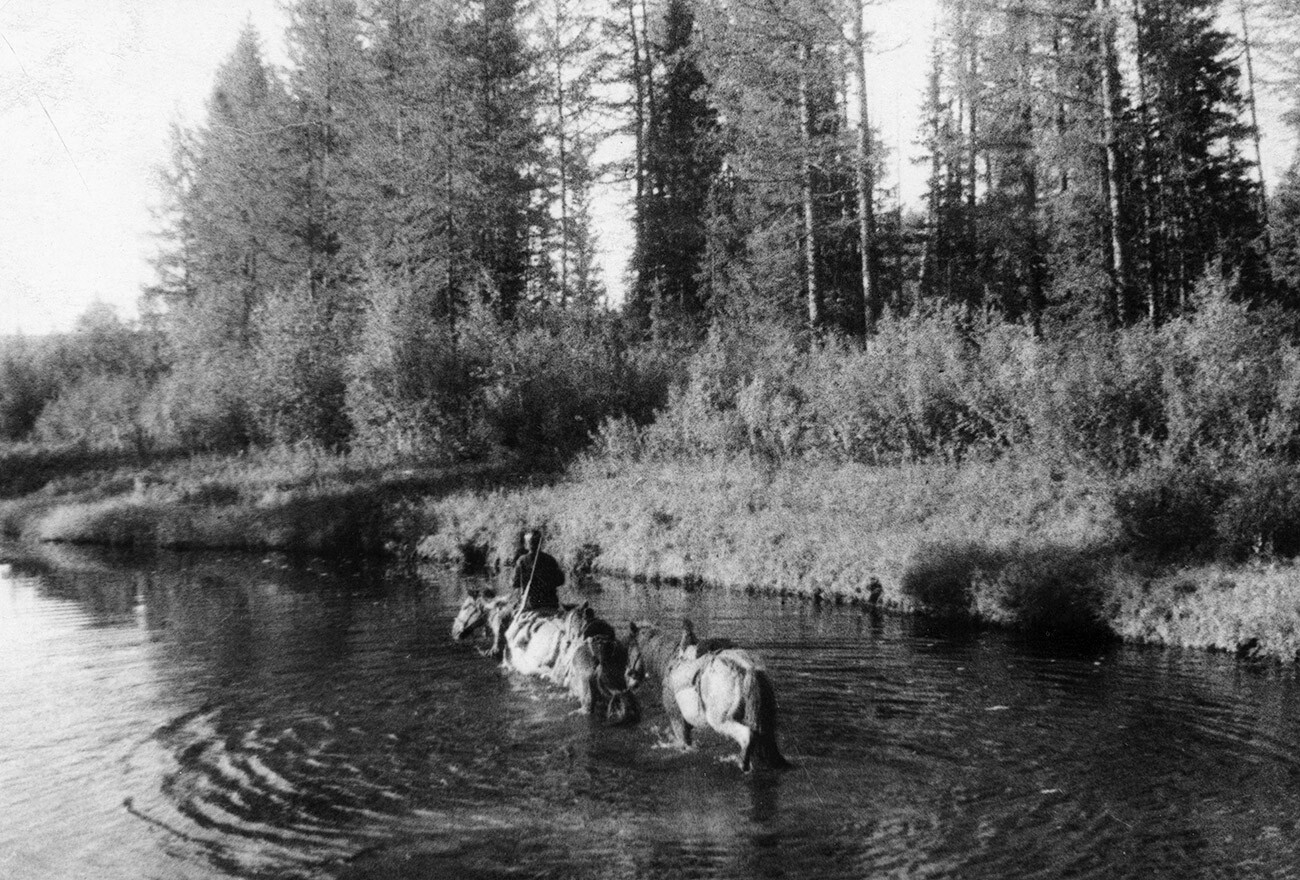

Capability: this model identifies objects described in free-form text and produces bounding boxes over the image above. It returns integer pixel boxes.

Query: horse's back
[504,609,570,677]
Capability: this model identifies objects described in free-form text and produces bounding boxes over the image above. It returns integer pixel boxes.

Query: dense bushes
[1,297,679,465]
[591,282,1300,566]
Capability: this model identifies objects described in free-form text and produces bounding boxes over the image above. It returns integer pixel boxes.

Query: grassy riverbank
[6,440,1300,660]
[0,442,541,556]
[413,454,1300,662]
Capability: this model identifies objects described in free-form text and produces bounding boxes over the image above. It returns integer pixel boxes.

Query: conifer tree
[630,0,720,332]
[282,0,370,317]
[534,0,610,308]
[465,0,540,319]
[151,24,296,350]
[1129,0,1262,316]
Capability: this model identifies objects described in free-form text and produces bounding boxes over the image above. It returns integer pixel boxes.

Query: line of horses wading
[451,590,791,773]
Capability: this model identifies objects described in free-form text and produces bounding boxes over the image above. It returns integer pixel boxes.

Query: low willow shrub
[619,282,1298,470]
[346,300,679,460]
[1113,461,1231,558]
[898,538,1110,634]
[1213,462,1300,559]
[969,547,1110,637]
[1114,458,1300,561]
[899,542,1007,619]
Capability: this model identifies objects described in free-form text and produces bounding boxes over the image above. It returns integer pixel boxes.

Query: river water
[2,542,1299,879]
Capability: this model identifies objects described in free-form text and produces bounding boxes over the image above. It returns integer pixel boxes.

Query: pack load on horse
[560,605,641,725]
[625,619,790,772]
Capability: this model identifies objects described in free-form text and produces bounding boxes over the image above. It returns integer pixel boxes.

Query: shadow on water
[5,543,1300,879]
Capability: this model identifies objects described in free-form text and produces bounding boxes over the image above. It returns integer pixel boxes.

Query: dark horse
[560,604,641,726]
[625,619,790,772]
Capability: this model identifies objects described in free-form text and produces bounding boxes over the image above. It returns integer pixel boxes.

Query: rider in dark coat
[512,528,565,612]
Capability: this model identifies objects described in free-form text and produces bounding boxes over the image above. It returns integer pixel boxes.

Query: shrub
[1027,324,1165,470]
[1113,459,1232,558]
[32,375,150,451]
[971,547,1108,636]
[345,277,487,459]
[900,541,1007,619]
[245,292,350,449]
[1214,462,1300,560]
[0,340,59,440]
[141,351,257,451]
[1156,280,1284,461]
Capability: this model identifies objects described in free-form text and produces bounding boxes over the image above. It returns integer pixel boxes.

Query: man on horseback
[512,528,565,612]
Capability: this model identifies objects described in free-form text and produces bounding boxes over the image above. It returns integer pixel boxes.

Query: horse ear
[681,618,697,640]
[628,621,639,636]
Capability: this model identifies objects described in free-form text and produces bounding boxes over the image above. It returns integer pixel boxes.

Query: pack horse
[625,620,790,772]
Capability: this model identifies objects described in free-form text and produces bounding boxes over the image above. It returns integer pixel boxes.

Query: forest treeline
[5,0,1300,531]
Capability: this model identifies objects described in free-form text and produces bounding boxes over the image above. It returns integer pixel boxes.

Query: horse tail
[742,667,791,770]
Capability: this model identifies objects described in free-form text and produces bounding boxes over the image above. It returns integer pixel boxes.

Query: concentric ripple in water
[3,545,1300,879]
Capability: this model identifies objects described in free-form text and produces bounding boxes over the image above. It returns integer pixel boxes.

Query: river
[2,541,1299,879]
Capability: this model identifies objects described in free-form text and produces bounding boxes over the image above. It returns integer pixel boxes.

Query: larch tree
[151,24,296,352]
[533,0,610,309]
[283,0,370,317]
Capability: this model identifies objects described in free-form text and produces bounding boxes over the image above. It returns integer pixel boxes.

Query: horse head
[451,589,495,640]
[589,627,641,725]
[624,620,659,690]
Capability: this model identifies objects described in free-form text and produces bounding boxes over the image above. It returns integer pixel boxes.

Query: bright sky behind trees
[0,0,1291,334]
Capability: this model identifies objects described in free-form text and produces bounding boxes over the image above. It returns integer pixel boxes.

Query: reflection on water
[3,541,1300,879]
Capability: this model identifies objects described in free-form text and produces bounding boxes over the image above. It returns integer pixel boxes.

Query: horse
[450,589,516,654]
[559,605,641,726]
[625,619,790,772]
[454,593,639,725]
[499,604,580,682]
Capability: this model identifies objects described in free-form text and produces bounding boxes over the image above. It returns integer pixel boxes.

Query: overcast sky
[0,0,1292,335]
[1,0,287,335]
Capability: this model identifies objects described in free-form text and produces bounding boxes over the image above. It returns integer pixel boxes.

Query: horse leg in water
[567,643,598,715]
[698,657,756,769]
[662,679,695,748]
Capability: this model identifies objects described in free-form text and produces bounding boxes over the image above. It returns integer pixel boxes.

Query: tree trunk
[1133,0,1160,322]
[555,2,570,307]
[963,0,980,309]
[442,79,457,337]
[1240,0,1270,238]
[798,42,820,331]
[626,0,646,249]
[851,1,879,333]
[1097,0,1129,325]
[919,45,944,300]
